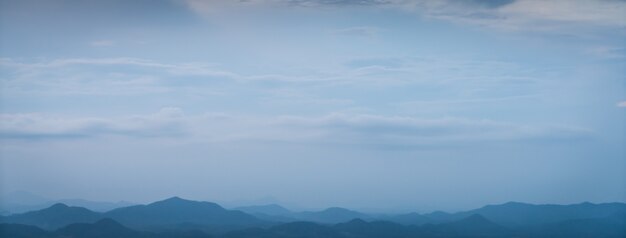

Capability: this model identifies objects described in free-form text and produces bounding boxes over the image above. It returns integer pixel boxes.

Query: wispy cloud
[0,109,592,147]
[89,40,115,47]
[0,108,186,139]
[332,26,380,37]
[618,101,626,108]
[182,0,626,32]
[0,56,541,94]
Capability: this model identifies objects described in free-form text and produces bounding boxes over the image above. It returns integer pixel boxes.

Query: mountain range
[0,191,134,214]
[1,197,624,237]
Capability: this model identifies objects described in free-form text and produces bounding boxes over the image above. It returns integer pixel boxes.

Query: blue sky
[0,0,624,212]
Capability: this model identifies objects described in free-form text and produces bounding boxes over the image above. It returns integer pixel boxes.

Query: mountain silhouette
[0,223,52,238]
[234,204,297,222]
[384,212,431,225]
[0,191,134,214]
[268,221,343,238]
[454,201,626,227]
[235,204,292,216]
[429,214,510,236]
[293,207,370,224]
[104,197,266,231]
[54,218,148,238]
[334,218,412,238]
[2,199,626,237]
[0,203,101,230]
[1,219,214,238]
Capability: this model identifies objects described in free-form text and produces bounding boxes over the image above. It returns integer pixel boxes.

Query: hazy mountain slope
[292,207,370,224]
[0,223,53,238]
[0,203,102,230]
[104,197,266,231]
[235,204,292,216]
[455,202,626,227]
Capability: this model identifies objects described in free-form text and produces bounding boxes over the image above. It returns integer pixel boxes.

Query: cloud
[0,56,544,103]
[1,110,592,147]
[89,40,115,47]
[0,108,186,139]
[332,26,380,37]
[267,114,591,146]
[285,0,391,7]
[618,101,626,108]
[181,0,626,32]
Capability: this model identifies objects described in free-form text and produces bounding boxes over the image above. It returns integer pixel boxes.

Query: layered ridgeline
[1,197,625,238]
[0,197,269,233]
[0,191,135,215]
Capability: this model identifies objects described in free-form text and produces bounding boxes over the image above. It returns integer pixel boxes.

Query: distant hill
[0,219,213,238]
[2,198,625,237]
[0,191,134,214]
[292,207,370,224]
[104,197,267,232]
[234,204,297,223]
[423,214,512,237]
[234,204,292,216]
[0,223,53,238]
[529,212,626,238]
[0,203,102,230]
[381,212,431,225]
[451,201,626,227]
[334,218,413,238]
[55,218,150,238]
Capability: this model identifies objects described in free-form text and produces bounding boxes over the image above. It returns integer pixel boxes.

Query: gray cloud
[1,110,592,148]
[182,0,626,32]
[0,108,186,139]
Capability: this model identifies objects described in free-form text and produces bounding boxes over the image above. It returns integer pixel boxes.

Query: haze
[0,0,624,213]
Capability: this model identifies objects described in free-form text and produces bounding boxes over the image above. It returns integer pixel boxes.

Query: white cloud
[0,57,538,95]
[618,101,626,108]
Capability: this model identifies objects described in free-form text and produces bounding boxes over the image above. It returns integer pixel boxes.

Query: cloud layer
[182,0,626,31]
[0,108,592,147]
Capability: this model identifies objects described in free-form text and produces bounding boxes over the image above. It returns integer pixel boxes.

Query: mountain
[334,218,414,238]
[54,199,135,212]
[3,199,625,237]
[454,201,626,227]
[234,204,297,223]
[54,218,150,238]
[0,203,102,230]
[0,223,53,238]
[0,219,214,238]
[529,212,626,238]
[235,204,292,216]
[104,197,267,232]
[293,207,370,224]
[383,212,432,225]
[424,214,511,237]
[0,191,135,214]
[269,221,342,237]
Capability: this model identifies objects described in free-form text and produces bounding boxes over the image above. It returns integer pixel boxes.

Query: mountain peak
[323,207,353,213]
[152,196,196,206]
[164,196,185,201]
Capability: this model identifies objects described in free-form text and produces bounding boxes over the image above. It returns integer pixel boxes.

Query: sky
[0,0,625,213]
